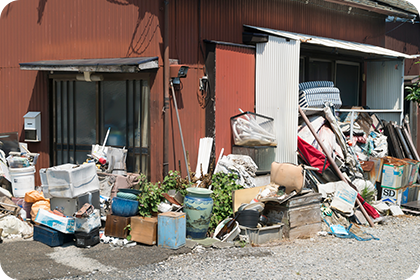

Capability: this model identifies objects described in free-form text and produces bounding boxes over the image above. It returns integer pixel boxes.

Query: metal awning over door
[19,57,159,73]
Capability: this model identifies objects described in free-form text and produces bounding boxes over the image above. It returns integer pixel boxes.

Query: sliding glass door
[53,79,149,175]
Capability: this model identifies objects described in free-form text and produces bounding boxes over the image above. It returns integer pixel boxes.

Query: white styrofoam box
[381,186,403,205]
[239,224,283,245]
[35,208,75,234]
[381,163,404,189]
[75,209,101,233]
[42,163,100,198]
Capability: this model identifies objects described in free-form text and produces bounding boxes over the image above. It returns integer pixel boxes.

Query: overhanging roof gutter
[19,57,159,73]
[245,25,415,60]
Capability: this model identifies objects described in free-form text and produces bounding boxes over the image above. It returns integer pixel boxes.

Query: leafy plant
[360,185,376,204]
[124,224,132,241]
[137,172,190,217]
[208,172,243,235]
[137,174,165,217]
[161,170,190,197]
[405,82,420,104]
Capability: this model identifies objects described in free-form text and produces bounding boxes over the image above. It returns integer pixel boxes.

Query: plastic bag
[31,200,51,222]
[25,190,48,203]
[0,215,33,238]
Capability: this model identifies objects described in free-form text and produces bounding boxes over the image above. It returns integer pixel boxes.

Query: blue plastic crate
[33,224,74,247]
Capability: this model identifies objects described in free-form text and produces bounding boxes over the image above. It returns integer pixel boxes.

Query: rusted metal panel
[214,44,256,156]
[166,67,206,180]
[199,0,386,47]
[385,22,420,77]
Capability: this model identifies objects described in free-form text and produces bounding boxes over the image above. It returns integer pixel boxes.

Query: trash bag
[0,215,33,238]
[31,200,50,222]
[24,190,48,203]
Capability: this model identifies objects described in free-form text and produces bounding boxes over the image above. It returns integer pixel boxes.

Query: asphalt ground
[0,238,191,280]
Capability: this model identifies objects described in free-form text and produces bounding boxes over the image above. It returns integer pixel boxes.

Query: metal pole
[299,106,375,227]
[163,0,170,178]
[170,81,191,183]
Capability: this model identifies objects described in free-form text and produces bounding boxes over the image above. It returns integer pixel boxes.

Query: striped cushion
[299,87,342,109]
[299,81,334,91]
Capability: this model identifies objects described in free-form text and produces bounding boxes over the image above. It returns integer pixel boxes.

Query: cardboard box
[369,157,384,183]
[381,157,405,189]
[131,216,158,245]
[402,159,420,186]
[381,186,403,205]
[35,208,75,234]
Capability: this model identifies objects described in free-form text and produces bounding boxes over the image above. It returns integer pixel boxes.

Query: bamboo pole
[299,107,375,227]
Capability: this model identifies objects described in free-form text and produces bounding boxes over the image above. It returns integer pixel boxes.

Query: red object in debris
[98,157,107,165]
[298,137,331,173]
[357,193,380,219]
[162,193,181,206]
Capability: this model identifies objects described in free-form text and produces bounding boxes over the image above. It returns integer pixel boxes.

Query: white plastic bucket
[9,166,36,197]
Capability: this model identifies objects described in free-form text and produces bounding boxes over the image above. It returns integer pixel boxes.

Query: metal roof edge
[203,39,256,49]
[244,25,414,59]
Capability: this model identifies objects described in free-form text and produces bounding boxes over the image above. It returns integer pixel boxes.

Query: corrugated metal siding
[167,67,206,179]
[256,36,300,164]
[214,44,255,156]
[366,60,404,123]
[385,22,420,77]
[0,0,165,182]
[198,0,385,47]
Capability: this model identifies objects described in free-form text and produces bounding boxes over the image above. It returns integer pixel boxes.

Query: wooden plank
[232,186,266,213]
[288,223,322,240]
[287,192,322,208]
[288,204,322,228]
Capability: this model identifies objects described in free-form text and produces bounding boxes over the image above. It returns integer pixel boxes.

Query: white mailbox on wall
[24,112,41,142]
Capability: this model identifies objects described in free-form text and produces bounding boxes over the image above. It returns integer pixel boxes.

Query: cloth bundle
[299,81,342,109]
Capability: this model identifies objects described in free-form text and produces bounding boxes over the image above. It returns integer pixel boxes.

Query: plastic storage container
[158,212,186,249]
[239,224,284,245]
[111,197,139,217]
[9,166,36,197]
[75,227,100,248]
[232,145,276,174]
[230,112,277,146]
[40,163,100,198]
[33,224,74,247]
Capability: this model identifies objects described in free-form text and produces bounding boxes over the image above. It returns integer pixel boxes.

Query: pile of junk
[1,81,420,248]
[211,81,420,245]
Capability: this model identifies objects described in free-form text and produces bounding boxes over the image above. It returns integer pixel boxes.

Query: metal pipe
[170,81,191,183]
[163,0,170,178]
[299,106,375,227]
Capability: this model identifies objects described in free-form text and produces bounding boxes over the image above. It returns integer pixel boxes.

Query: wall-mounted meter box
[23,112,41,142]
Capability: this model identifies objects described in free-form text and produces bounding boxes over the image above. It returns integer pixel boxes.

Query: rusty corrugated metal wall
[1,0,393,184]
[214,44,255,156]
[196,0,386,48]
[0,0,166,184]
[385,22,420,77]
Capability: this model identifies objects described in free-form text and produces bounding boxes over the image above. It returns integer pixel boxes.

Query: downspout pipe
[163,0,170,178]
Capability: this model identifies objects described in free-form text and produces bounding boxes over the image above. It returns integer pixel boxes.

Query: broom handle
[299,107,374,227]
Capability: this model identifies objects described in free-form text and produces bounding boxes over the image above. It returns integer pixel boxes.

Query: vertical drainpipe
[163,0,170,178]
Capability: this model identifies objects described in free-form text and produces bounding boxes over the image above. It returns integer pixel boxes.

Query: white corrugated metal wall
[256,36,300,164]
[366,60,405,123]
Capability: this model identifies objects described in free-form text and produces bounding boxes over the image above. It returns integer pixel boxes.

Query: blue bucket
[111,197,139,217]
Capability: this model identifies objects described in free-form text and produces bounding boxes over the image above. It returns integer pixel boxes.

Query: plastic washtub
[213,218,240,242]
[239,223,284,245]
[111,197,139,217]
